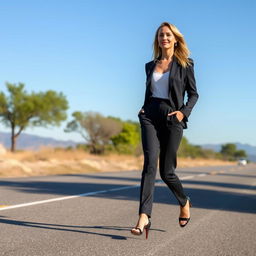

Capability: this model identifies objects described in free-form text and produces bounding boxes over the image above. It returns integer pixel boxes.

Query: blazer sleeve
[141,62,150,109]
[179,59,199,121]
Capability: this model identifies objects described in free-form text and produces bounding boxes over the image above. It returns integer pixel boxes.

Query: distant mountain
[200,142,256,162]
[0,132,82,151]
[235,142,256,155]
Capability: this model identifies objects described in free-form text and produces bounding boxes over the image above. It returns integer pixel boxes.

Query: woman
[131,22,199,239]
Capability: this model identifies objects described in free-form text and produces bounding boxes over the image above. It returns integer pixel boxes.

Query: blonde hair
[153,22,192,68]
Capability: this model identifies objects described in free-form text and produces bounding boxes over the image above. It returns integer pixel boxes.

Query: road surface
[0,164,256,255]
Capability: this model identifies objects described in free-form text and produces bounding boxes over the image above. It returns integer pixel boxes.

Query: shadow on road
[0,166,255,214]
[0,216,165,239]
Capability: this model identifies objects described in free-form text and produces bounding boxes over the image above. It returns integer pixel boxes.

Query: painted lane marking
[0,184,140,211]
[0,170,232,212]
[180,175,195,180]
[197,173,207,177]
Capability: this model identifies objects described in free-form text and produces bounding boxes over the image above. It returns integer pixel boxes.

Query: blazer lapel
[166,56,178,109]
[146,61,157,87]
[168,55,178,92]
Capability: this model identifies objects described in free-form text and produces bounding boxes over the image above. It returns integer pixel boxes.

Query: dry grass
[178,157,235,167]
[0,146,236,178]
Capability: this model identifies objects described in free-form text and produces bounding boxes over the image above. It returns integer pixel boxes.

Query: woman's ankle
[139,213,150,222]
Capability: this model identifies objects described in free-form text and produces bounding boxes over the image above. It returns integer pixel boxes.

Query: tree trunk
[11,125,16,152]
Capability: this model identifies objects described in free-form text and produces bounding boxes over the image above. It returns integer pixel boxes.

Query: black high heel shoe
[131,219,151,239]
[179,196,192,228]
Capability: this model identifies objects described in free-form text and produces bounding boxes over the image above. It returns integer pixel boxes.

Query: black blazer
[142,55,199,129]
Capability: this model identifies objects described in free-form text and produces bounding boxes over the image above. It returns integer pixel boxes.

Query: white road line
[181,175,195,180]
[0,184,140,211]
[0,172,218,212]
[197,173,207,177]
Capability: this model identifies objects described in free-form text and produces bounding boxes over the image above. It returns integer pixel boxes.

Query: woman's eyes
[159,33,172,37]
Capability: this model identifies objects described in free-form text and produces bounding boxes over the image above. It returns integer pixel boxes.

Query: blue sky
[0,0,256,146]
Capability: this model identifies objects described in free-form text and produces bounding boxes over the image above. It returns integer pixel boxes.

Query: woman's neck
[161,48,174,61]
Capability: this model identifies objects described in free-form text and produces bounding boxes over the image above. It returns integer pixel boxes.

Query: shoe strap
[134,227,143,234]
[179,217,190,221]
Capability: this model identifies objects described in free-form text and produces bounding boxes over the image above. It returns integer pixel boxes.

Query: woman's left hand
[167,111,184,122]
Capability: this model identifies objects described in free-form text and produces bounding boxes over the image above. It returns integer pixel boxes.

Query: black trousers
[138,97,188,218]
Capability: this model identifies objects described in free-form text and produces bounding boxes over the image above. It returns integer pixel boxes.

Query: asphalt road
[0,164,256,256]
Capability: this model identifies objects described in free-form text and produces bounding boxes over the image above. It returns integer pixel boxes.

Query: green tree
[220,143,247,160]
[65,111,122,154]
[234,149,247,159]
[0,82,68,152]
[178,137,195,157]
[220,143,237,160]
[111,122,140,154]
[220,143,236,157]
[178,137,220,159]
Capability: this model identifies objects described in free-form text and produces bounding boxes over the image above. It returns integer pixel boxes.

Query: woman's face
[157,26,177,50]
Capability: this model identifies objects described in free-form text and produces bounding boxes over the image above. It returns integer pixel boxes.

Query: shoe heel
[145,220,151,239]
[145,227,149,239]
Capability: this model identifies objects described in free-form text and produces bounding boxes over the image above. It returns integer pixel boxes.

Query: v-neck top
[151,71,170,99]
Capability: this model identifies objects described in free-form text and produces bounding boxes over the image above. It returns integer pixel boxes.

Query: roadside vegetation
[0,83,247,177]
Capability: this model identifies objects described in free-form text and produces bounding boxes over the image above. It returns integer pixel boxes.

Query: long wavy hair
[153,22,192,68]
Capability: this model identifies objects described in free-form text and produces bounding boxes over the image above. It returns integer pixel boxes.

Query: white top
[151,71,170,99]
